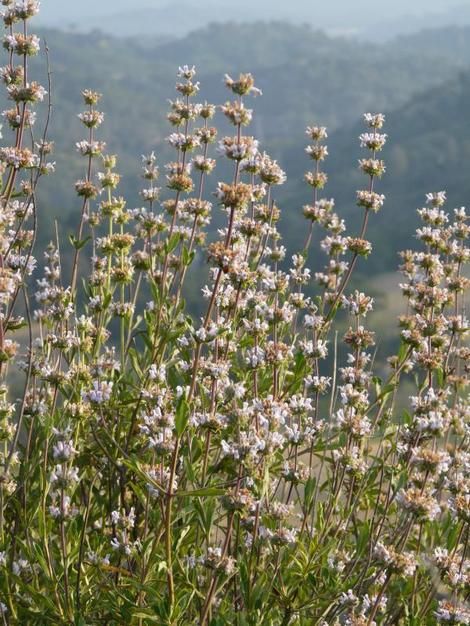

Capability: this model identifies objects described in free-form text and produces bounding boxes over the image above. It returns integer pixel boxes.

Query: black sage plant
[0,2,468,625]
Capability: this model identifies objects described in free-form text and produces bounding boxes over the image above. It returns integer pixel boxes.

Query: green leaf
[175,525,191,551]
[184,455,196,483]
[397,341,409,362]
[182,245,195,267]
[122,458,166,496]
[373,377,396,403]
[157,560,168,573]
[131,611,161,622]
[102,291,112,310]
[5,317,27,331]
[239,561,250,604]
[165,232,180,254]
[295,351,306,370]
[356,521,370,554]
[402,409,412,425]
[175,395,189,436]
[69,234,91,250]
[176,486,225,498]
[304,476,316,508]
[372,375,382,397]
[128,347,142,377]
[261,464,270,499]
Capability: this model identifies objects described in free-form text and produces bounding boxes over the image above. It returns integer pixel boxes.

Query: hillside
[279,69,470,272]
[8,22,469,280]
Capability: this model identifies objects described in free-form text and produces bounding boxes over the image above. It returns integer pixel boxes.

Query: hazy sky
[37,0,460,17]
[37,0,470,38]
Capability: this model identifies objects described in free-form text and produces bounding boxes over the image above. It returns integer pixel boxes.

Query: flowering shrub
[0,3,468,625]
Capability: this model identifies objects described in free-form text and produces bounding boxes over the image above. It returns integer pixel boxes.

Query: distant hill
[280,69,470,272]
[383,23,470,57]
[9,21,470,281]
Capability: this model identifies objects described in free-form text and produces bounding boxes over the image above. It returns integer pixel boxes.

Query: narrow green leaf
[176,487,225,498]
[175,395,189,436]
[69,234,91,250]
